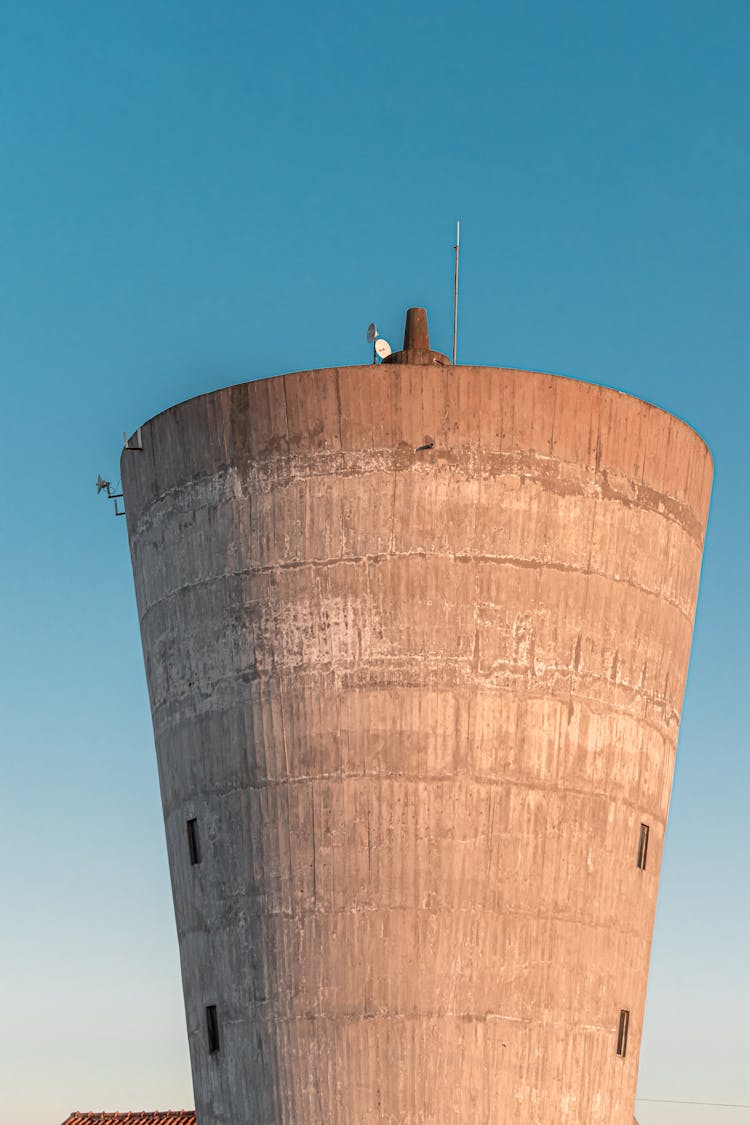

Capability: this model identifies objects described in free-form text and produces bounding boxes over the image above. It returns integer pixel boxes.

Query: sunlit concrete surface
[122,345,711,1124]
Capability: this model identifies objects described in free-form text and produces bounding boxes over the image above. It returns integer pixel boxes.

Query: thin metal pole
[452,220,460,365]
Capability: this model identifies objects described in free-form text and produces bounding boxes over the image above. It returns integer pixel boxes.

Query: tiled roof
[61,1114,195,1125]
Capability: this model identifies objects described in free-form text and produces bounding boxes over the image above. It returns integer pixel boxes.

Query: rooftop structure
[121,309,711,1124]
[60,1114,195,1125]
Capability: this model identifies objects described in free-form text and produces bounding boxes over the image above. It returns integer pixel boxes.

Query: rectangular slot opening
[206,1005,220,1054]
[187,818,201,866]
[637,823,649,871]
[616,1009,630,1057]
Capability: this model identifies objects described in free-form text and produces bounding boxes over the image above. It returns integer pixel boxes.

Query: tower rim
[122,361,712,469]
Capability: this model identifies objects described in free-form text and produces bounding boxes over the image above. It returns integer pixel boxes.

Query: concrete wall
[121,363,712,1125]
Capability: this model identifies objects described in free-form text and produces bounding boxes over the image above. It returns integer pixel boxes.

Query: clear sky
[1,2,748,1123]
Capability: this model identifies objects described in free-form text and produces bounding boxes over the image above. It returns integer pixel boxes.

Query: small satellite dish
[96,474,110,494]
[366,323,377,344]
[375,337,392,359]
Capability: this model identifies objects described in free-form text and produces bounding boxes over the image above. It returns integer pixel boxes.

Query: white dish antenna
[366,320,391,362]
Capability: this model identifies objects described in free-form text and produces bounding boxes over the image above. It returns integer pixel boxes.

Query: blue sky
[1,2,748,1123]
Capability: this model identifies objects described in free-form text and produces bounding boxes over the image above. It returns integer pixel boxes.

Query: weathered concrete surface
[122,364,712,1125]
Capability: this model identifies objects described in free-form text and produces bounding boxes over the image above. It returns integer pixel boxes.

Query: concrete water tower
[121,309,712,1124]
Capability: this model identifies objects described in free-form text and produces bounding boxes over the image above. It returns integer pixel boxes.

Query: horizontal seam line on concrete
[176,907,654,942]
[150,667,682,737]
[164,774,670,822]
[135,552,695,627]
[127,449,705,543]
[189,1011,623,1031]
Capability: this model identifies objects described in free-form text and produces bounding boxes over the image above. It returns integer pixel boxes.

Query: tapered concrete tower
[122,310,712,1125]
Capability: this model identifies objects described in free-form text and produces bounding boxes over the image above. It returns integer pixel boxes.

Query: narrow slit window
[637,823,649,871]
[616,1009,630,1057]
[187,818,201,866]
[206,1005,220,1054]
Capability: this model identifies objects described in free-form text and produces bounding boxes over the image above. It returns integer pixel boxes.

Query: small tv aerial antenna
[366,322,392,364]
[96,473,125,516]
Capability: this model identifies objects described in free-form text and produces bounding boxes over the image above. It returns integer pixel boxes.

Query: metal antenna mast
[452,220,460,364]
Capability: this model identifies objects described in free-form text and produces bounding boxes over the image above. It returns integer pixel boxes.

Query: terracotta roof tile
[61,1114,195,1125]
